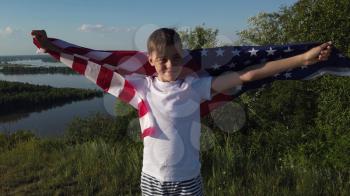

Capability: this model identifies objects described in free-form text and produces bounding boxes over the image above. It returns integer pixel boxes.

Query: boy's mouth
[165,70,177,74]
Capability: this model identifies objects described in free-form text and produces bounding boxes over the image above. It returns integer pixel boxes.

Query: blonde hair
[147,28,182,55]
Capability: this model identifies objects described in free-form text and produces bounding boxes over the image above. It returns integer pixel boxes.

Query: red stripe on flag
[118,80,136,103]
[96,66,113,92]
[138,100,148,118]
[33,38,41,48]
[48,51,60,60]
[72,57,88,75]
[200,94,233,116]
[140,127,155,139]
[100,51,123,66]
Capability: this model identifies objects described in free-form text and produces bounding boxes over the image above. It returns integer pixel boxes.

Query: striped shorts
[140,172,204,196]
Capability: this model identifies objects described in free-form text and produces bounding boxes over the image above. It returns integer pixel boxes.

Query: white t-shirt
[125,73,212,182]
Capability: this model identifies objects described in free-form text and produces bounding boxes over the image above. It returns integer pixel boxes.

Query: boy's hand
[303,41,332,66]
[31,30,62,53]
[31,30,49,50]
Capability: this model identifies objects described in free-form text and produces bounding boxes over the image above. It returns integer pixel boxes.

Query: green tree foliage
[178,24,219,49]
[0,65,76,75]
[238,12,288,45]
[238,0,350,54]
[236,0,350,170]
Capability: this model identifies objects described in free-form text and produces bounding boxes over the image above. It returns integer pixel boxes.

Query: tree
[177,24,219,49]
[238,0,350,54]
[237,0,350,169]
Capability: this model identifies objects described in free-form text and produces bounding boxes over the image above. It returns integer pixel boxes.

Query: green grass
[0,133,143,195]
[0,128,349,195]
[1,76,349,195]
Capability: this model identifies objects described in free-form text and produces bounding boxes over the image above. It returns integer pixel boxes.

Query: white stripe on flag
[36,48,46,54]
[117,52,146,72]
[128,94,139,109]
[103,63,118,71]
[85,61,101,83]
[139,113,153,132]
[74,54,89,61]
[107,73,126,98]
[85,51,112,61]
[60,53,74,68]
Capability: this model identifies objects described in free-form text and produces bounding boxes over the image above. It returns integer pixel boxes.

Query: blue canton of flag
[184,43,350,115]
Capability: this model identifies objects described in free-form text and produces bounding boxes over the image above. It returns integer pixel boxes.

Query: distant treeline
[0,65,76,75]
[0,55,58,63]
[0,80,103,115]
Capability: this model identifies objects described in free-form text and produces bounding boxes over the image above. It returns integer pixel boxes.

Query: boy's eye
[156,56,182,63]
[157,58,167,63]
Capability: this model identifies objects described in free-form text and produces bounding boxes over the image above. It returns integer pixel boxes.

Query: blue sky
[0,0,297,55]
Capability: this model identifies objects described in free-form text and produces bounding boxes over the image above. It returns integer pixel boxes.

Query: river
[0,59,119,137]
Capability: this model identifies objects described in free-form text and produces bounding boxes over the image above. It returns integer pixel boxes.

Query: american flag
[32,36,350,139]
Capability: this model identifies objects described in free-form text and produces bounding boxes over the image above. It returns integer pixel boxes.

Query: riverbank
[0,80,103,116]
[0,64,76,75]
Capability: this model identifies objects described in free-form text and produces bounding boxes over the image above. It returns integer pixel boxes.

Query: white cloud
[0,26,14,37]
[78,24,135,33]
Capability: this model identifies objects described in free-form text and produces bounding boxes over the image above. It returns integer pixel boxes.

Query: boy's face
[148,43,184,82]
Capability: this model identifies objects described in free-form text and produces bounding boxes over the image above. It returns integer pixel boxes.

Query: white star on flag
[232,49,240,56]
[201,49,208,56]
[248,48,259,56]
[284,46,294,53]
[266,47,276,56]
[284,72,292,78]
[216,48,224,56]
[211,63,221,70]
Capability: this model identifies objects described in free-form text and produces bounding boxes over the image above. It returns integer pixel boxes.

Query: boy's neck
[155,76,181,83]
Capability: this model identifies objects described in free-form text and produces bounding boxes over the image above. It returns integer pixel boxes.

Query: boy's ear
[148,55,155,66]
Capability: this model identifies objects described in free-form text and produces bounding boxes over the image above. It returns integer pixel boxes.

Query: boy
[32,28,332,195]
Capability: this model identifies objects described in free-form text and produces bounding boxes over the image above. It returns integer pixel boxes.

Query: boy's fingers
[319,53,330,60]
[321,51,330,57]
[318,56,325,61]
[31,30,46,38]
[320,43,329,50]
[32,32,42,39]
[319,41,332,50]
[31,30,41,35]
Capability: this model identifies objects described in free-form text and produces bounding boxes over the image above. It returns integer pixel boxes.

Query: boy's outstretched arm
[211,42,332,94]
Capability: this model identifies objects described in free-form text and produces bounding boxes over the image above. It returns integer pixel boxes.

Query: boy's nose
[165,59,177,68]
